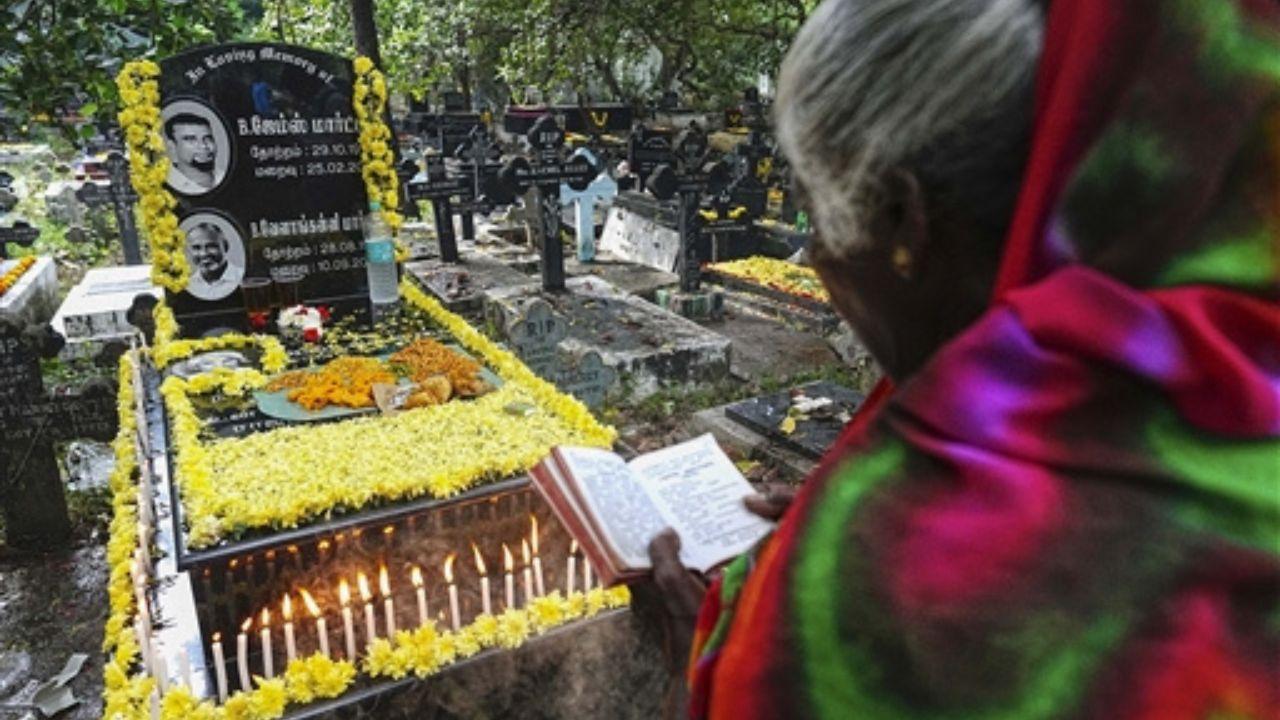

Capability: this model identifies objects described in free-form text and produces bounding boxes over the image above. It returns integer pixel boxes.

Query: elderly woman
[647,0,1280,717]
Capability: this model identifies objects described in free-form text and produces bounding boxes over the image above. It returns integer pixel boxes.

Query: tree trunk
[1,443,71,549]
[350,0,383,68]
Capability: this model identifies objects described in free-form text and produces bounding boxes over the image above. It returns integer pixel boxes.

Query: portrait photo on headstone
[180,212,246,301]
[161,99,233,196]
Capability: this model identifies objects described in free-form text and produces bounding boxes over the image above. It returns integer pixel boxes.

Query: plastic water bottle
[363,202,399,306]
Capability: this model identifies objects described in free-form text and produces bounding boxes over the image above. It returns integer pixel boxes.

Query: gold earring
[892,246,913,279]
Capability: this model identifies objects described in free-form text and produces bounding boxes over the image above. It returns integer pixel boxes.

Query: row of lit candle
[207,518,597,702]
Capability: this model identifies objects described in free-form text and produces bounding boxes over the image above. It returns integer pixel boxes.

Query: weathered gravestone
[74,151,143,265]
[0,220,39,259]
[503,298,616,409]
[153,43,375,327]
[0,319,118,547]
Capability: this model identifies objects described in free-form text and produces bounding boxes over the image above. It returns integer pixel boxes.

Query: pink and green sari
[687,0,1280,718]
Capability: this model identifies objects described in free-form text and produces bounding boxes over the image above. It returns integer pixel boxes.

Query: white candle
[379,565,396,638]
[444,553,460,631]
[211,633,229,702]
[236,618,252,692]
[259,608,273,679]
[317,618,330,658]
[149,689,160,720]
[521,539,534,604]
[583,560,593,590]
[411,566,428,627]
[177,651,192,689]
[502,543,515,609]
[153,653,168,693]
[358,572,377,650]
[339,580,357,660]
[472,543,492,616]
[529,516,546,597]
[134,618,151,672]
[294,589,330,661]
[567,540,578,595]
[282,595,297,663]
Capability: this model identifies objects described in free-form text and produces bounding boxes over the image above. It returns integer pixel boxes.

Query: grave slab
[0,257,58,327]
[690,405,816,482]
[723,381,866,460]
[564,254,677,298]
[483,276,731,399]
[405,253,531,318]
[50,265,161,359]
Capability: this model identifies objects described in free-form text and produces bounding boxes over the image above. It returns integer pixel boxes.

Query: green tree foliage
[0,0,252,133]
[256,0,817,109]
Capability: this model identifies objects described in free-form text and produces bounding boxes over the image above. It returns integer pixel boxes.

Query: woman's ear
[875,167,930,281]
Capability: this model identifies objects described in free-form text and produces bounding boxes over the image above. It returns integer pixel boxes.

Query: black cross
[626,123,673,195]
[453,125,505,241]
[492,115,598,292]
[0,220,40,259]
[644,124,733,293]
[405,156,472,263]
[75,151,143,265]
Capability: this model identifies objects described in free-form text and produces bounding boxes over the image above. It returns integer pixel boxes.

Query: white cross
[559,149,617,262]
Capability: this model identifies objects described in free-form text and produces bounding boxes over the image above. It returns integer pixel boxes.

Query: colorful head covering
[687,1,1280,718]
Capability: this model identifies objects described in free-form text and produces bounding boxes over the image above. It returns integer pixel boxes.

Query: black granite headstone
[157,43,370,323]
[0,220,40,258]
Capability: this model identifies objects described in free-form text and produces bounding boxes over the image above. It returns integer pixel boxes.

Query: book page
[557,446,669,569]
[629,434,774,573]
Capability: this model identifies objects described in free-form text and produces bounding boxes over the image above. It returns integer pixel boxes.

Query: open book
[530,434,774,587]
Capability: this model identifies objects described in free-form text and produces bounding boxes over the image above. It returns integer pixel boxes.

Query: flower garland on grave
[707,256,831,304]
[163,279,616,549]
[351,56,408,261]
[150,301,290,378]
[116,61,190,294]
[0,256,35,297]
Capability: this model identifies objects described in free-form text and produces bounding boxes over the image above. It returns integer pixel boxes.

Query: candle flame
[318,540,331,553]
[212,631,222,643]
[282,594,293,622]
[411,566,423,588]
[521,538,531,566]
[265,550,275,560]
[287,545,298,555]
[261,607,270,627]
[471,542,487,575]
[529,514,539,554]
[570,539,579,554]
[357,572,372,602]
[503,543,514,572]
[383,525,395,537]
[378,564,391,597]
[443,553,457,583]
[339,579,351,607]
[229,559,239,569]
[240,617,253,633]
[300,589,322,618]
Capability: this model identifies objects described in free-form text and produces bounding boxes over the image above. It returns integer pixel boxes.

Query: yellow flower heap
[116,61,190,293]
[708,256,831,304]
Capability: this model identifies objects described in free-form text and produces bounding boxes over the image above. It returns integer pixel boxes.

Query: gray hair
[777,0,1044,256]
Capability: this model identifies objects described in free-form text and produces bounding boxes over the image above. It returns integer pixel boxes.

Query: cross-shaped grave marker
[0,219,40,259]
[625,123,674,195]
[645,124,733,292]
[74,151,142,265]
[0,318,118,547]
[454,124,506,241]
[405,156,472,263]
[559,149,617,263]
[491,115,598,292]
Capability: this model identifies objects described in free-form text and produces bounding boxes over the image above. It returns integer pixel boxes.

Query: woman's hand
[743,483,798,521]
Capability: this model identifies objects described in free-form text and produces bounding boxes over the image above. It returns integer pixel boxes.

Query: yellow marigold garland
[0,256,36,296]
[707,256,831,304]
[116,61,190,294]
[352,56,405,257]
[150,301,289,375]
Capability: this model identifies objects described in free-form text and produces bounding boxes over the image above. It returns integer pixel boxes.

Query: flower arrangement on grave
[159,279,615,549]
[276,305,329,343]
[352,56,408,261]
[0,256,36,297]
[105,351,628,719]
[707,255,831,304]
[116,60,190,294]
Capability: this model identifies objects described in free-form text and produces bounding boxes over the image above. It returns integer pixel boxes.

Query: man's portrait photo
[161,100,231,196]
[181,213,246,301]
